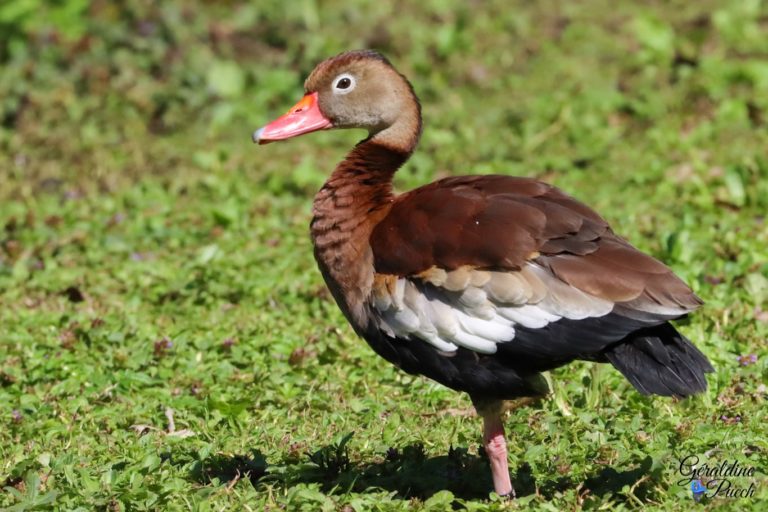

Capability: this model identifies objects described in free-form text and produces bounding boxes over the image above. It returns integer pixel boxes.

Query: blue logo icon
[691,479,706,501]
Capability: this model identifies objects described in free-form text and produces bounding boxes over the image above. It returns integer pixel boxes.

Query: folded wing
[368,175,701,360]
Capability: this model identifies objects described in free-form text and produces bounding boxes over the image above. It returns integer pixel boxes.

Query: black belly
[359,323,559,400]
[357,307,710,401]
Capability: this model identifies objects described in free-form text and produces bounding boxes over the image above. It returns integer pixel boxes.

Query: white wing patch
[373,262,616,354]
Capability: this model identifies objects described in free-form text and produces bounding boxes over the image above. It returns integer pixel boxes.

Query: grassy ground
[1,1,767,510]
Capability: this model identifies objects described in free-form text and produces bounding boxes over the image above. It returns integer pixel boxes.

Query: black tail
[604,323,714,398]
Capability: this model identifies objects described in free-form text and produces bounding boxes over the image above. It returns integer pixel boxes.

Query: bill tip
[252,127,265,144]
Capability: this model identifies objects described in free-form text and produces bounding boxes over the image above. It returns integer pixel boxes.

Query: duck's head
[253,50,421,151]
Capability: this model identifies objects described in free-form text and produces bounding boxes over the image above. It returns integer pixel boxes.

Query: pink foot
[483,414,515,498]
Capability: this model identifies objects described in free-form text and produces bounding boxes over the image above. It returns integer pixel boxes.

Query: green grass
[1,1,767,510]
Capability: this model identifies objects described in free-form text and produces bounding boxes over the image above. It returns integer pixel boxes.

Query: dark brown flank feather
[369,175,701,311]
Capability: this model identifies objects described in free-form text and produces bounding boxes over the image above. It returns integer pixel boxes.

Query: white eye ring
[332,73,356,95]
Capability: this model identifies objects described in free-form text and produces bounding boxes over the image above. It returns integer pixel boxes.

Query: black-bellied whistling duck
[253,50,713,498]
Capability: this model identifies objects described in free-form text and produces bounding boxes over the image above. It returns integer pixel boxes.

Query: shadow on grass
[296,443,494,500]
[189,449,268,487]
[584,456,655,498]
[188,440,656,503]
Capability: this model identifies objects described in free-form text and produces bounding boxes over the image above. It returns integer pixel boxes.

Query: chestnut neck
[310,136,415,328]
[310,138,412,240]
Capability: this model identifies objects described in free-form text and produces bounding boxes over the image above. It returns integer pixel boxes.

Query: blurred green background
[1,1,767,510]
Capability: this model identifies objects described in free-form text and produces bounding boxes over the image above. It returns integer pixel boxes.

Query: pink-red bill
[253,91,332,145]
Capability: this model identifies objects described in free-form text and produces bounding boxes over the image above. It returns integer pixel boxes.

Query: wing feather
[368,175,700,358]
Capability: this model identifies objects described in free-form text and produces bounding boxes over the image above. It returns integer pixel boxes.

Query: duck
[252,50,713,498]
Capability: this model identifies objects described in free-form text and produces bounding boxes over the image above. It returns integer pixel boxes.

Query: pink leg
[483,413,515,498]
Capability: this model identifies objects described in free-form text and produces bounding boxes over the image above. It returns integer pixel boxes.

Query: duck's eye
[332,74,356,94]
